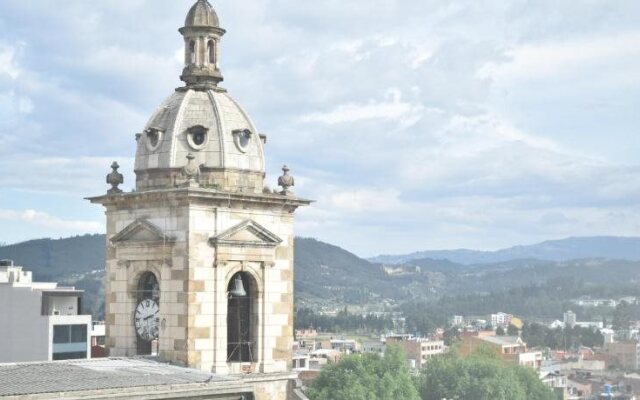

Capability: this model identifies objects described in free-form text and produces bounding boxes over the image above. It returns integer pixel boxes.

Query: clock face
[134,299,160,341]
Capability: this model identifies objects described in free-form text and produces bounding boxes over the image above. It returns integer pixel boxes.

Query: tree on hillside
[417,348,556,400]
[613,301,634,330]
[306,345,420,400]
[507,324,519,336]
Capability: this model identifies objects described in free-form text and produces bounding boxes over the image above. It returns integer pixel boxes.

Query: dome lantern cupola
[179,0,225,89]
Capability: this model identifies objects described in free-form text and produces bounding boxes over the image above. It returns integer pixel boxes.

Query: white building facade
[0,261,91,362]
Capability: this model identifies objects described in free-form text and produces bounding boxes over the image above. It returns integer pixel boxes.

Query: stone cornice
[178,26,226,36]
[86,187,313,209]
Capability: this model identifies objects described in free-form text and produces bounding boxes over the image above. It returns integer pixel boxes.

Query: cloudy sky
[0,0,638,257]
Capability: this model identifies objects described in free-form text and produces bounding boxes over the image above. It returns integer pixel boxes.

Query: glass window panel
[53,325,70,344]
[71,325,87,342]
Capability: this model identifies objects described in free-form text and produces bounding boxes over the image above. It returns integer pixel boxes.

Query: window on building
[53,351,87,361]
[53,324,87,344]
[208,40,215,64]
[189,41,196,64]
[71,325,87,342]
[52,324,88,361]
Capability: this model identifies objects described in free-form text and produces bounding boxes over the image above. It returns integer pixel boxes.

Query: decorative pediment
[210,220,282,248]
[110,219,175,244]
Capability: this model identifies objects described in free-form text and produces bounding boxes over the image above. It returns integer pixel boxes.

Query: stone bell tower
[88,0,310,380]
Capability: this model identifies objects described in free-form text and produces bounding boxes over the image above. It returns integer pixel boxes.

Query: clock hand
[143,310,159,321]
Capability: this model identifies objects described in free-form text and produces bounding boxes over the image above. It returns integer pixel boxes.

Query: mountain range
[3,234,640,319]
[369,236,640,265]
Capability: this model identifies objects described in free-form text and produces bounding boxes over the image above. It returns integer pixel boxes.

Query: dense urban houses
[0,1,310,399]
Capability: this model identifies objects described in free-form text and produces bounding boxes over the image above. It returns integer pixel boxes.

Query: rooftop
[478,335,524,347]
[0,357,234,397]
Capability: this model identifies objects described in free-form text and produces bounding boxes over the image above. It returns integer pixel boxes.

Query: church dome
[134,89,265,193]
[133,0,266,194]
[184,0,220,28]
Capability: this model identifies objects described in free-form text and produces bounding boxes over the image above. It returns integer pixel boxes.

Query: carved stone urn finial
[181,153,201,188]
[277,165,295,196]
[106,161,124,194]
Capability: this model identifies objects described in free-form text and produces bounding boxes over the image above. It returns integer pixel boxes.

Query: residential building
[0,261,91,362]
[567,377,592,400]
[574,321,604,329]
[540,371,568,399]
[490,312,513,327]
[564,311,577,328]
[292,352,310,371]
[362,341,385,354]
[573,298,617,308]
[450,315,464,327]
[91,321,106,358]
[459,334,542,369]
[295,329,318,339]
[330,339,359,353]
[602,328,615,345]
[385,335,445,369]
[605,341,640,370]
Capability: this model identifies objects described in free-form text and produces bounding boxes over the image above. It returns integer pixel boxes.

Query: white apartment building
[490,312,513,327]
[563,310,577,328]
[0,260,91,362]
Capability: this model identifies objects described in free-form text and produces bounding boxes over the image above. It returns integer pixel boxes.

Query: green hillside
[0,234,105,280]
[4,234,640,322]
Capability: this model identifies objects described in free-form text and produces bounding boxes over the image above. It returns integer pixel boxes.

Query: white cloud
[406,44,435,69]
[0,90,34,117]
[477,31,640,83]
[0,44,22,79]
[299,88,433,127]
[325,188,402,213]
[0,0,638,254]
[0,208,103,234]
[0,155,135,195]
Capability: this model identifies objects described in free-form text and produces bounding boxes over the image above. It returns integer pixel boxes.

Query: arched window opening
[136,272,160,355]
[207,40,215,64]
[138,272,159,302]
[189,41,196,64]
[227,272,256,363]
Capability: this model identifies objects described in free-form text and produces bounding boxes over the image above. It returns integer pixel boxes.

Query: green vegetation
[306,345,420,400]
[295,307,394,333]
[521,323,603,349]
[401,280,640,337]
[417,349,557,400]
[0,234,105,279]
[5,234,640,331]
[307,346,556,400]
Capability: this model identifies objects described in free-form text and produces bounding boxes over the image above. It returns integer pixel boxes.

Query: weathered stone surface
[88,0,311,386]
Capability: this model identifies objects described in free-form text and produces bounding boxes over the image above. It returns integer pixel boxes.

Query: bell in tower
[88,0,311,385]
